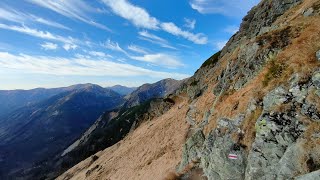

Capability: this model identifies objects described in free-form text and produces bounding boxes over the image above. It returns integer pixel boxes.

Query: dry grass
[163,172,181,180]
[240,107,263,152]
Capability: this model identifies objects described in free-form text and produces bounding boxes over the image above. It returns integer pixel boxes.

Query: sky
[0,0,260,90]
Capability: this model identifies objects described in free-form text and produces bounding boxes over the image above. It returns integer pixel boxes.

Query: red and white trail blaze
[228,154,238,160]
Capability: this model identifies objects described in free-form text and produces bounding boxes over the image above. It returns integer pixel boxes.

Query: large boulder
[200,118,246,180]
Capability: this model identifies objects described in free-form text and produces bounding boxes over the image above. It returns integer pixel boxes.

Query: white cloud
[88,51,112,58]
[28,0,111,31]
[214,40,228,50]
[138,31,176,50]
[0,51,189,79]
[0,7,71,30]
[101,0,159,29]
[31,15,71,30]
[102,0,207,44]
[41,42,58,50]
[127,45,148,54]
[130,53,184,68]
[102,39,127,54]
[190,0,260,17]
[0,23,75,44]
[161,22,207,44]
[184,18,196,30]
[224,25,239,34]
[63,44,77,51]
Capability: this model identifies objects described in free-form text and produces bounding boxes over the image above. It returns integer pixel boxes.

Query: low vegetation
[200,51,221,68]
[262,59,287,87]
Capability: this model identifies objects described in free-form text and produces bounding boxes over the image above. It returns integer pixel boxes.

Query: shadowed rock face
[0,84,124,178]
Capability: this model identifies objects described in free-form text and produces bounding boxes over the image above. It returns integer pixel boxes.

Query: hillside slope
[59,0,320,179]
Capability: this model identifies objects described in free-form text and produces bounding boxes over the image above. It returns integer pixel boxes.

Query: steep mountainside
[59,0,320,179]
[106,85,137,95]
[124,78,185,108]
[0,84,124,178]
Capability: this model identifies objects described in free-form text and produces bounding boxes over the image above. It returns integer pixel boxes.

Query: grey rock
[276,141,308,179]
[289,73,301,88]
[312,71,320,89]
[303,7,314,17]
[295,170,320,180]
[201,118,246,180]
[289,85,307,104]
[178,130,205,172]
[301,103,320,122]
[263,86,288,111]
[316,50,320,61]
[245,111,305,180]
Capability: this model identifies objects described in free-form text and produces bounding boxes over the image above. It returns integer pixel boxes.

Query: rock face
[176,0,320,179]
[200,118,247,180]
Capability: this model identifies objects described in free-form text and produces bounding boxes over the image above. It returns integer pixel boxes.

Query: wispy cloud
[102,39,128,54]
[138,31,176,50]
[102,0,207,44]
[28,0,112,32]
[0,51,190,79]
[0,7,71,30]
[88,51,112,58]
[40,42,58,50]
[127,45,148,54]
[184,18,196,30]
[0,23,76,44]
[63,44,77,51]
[161,22,207,44]
[101,0,159,29]
[190,0,260,17]
[129,53,184,68]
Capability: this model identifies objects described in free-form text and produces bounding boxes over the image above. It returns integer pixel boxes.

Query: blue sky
[0,0,260,90]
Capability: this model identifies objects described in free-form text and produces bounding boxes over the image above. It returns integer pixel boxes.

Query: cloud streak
[102,0,207,44]
[190,0,260,17]
[129,53,184,68]
[28,0,112,31]
[127,45,148,54]
[138,31,177,50]
[0,7,71,30]
[40,42,58,50]
[0,51,190,79]
[0,23,76,44]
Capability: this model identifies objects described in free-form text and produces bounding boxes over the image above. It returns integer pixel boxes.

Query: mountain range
[0,79,184,179]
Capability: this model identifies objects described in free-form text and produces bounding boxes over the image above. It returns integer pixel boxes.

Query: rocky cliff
[58,0,320,179]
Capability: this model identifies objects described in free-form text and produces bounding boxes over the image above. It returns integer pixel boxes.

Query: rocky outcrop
[179,70,320,179]
[177,0,320,179]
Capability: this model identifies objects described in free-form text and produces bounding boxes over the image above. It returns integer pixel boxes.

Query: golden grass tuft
[240,107,263,152]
